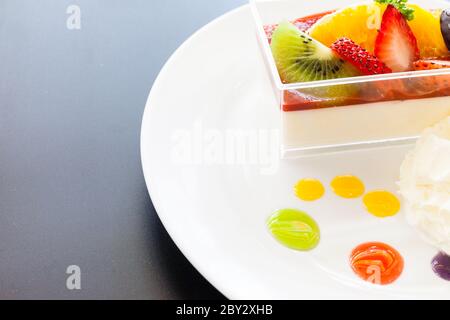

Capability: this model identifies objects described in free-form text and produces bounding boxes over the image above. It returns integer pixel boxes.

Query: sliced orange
[408,5,449,58]
[308,3,386,53]
[309,3,449,59]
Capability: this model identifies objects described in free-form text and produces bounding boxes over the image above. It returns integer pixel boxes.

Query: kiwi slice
[271,22,359,83]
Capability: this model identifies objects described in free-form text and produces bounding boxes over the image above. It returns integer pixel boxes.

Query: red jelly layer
[282,74,450,111]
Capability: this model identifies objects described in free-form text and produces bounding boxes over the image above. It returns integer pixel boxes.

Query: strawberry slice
[292,11,335,32]
[331,38,392,75]
[413,59,450,70]
[374,5,419,72]
[264,11,334,43]
[264,24,278,43]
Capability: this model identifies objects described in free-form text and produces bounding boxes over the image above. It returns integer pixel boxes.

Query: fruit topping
[310,1,448,58]
[440,9,450,52]
[308,3,385,54]
[331,38,392,75]
[375,5,419,72]
[413,59,450,70]
[264,11,334,43]
[271,22,359,83]
[408,5,449,58]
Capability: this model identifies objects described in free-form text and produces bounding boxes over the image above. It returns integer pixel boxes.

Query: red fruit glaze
[350,242,404,285]
[331,38,392,75]
[414,59,450,70]
[374,5,419,72]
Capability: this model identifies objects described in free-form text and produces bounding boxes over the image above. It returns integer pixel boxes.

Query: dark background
[0,0,246,299]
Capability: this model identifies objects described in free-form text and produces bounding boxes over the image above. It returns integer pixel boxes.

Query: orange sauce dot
[331,175,365,199]
[350,242,404,285]
[363,191,401,217]
[294,179,325,201]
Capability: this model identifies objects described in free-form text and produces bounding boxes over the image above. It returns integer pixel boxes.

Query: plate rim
[140,4,252,299]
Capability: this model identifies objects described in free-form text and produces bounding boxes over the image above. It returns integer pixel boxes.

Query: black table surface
[0,0,246,299]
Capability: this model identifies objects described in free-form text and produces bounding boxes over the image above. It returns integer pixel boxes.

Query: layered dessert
[256,0,450,155]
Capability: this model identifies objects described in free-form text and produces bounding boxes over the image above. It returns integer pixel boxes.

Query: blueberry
[431,252,450,281]
[440,9,450,50]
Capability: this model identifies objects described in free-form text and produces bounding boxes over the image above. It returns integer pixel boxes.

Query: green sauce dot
[267,209,320,251]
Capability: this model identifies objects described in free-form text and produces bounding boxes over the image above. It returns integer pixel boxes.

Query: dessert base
[282,97,450,158]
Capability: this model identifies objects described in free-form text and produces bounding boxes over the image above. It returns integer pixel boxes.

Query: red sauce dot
[350,242,404,285]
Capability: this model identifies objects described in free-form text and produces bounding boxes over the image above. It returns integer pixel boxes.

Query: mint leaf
[375,0,415,20]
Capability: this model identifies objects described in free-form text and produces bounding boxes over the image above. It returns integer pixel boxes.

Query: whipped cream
[399,116,450,254]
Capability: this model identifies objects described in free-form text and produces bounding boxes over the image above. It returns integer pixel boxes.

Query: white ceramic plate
[141,2,450,299]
